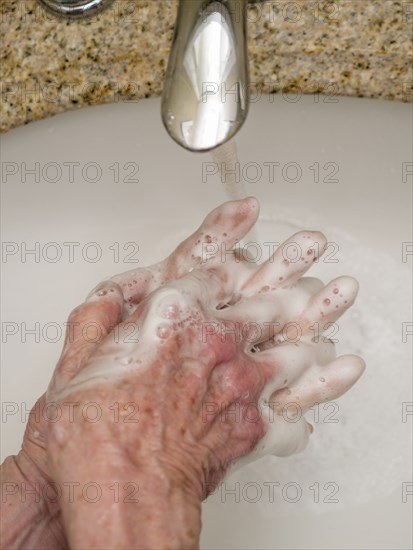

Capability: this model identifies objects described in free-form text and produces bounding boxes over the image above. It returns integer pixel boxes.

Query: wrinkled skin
[1,198,365,550]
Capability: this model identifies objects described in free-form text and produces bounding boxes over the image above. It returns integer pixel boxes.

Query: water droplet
[323,298,331,305]
[319,377,325,382]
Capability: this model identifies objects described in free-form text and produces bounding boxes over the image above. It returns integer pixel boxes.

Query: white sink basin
[1,95,412,549]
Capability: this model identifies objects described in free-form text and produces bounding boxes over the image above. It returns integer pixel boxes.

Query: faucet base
[36,0,115,19]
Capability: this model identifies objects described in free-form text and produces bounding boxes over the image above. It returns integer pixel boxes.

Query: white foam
[152,207,410,513]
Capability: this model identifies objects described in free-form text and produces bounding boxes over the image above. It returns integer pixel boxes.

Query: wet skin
[0,198,365,550]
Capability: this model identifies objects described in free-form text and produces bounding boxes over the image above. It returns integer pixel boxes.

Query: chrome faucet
[36,0,249,152]
[36,0,115,18]
[162,0,249,152]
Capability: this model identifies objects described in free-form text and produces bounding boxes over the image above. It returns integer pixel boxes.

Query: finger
[252,334,338,415]
[216,278,322,347]
[258,412,312,458]
[296,276,359,332]
[230,414,312,472]
[269,354,366,413]
[253,341,317,397]
[260,276,357,347]
[107,197,260,316]
[216,295,285,347]
[51,281,124,388]
[242,231,327,294]
[164,196,260,277]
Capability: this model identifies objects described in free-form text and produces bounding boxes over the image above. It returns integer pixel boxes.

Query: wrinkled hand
[20,198,260,478]
[9,197,365,550]
[10,198,260,549]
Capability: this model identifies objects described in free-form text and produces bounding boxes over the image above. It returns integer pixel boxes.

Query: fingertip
[242,196,260,214]
[243,196,260,225]
[310,231,328,257]
[214,196,260,226]
[85,281,123,304]
[345,354,366,378]
[203,197,260,247]
[322,354,366,401]
[275,230,327,263]
[299,230,327,259]
[331,276,359,305]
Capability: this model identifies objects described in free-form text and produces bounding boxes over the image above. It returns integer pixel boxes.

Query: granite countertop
[1,0,412,132]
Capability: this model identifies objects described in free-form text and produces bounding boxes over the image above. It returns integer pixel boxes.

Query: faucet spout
[161,0,249,152]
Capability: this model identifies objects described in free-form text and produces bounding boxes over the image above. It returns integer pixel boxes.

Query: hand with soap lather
[0,198,365,550]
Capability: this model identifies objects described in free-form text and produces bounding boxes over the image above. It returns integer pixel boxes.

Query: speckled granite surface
[1,0,412,132]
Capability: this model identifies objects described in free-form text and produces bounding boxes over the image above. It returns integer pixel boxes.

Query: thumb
[51,281,124,388]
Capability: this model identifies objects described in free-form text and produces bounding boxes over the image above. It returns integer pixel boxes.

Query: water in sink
[158,197,411,516]
[154,137,413,516]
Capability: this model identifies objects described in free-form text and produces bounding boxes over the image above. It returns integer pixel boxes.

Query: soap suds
[157,209,411,514]
[217,212,412,514]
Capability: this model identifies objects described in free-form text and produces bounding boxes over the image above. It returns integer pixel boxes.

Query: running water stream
[209,139,259,244]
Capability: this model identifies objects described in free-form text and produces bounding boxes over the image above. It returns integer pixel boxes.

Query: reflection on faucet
[162,0,249,152]
[36,0,115,19]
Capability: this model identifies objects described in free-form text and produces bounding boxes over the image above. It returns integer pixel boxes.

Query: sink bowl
[1,94,412,549]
